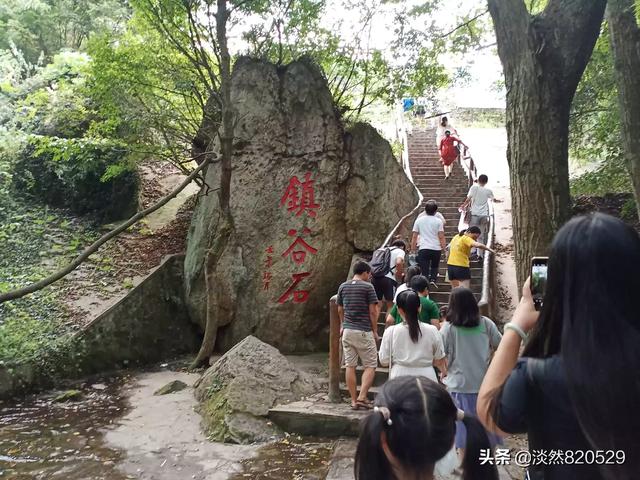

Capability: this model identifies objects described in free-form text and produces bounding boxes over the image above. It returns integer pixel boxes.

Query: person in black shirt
[477,213,640,480]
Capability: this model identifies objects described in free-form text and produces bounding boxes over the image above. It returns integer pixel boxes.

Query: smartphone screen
[531,257,548,311]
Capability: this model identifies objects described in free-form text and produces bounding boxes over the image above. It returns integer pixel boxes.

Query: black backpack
[370,247,397,278]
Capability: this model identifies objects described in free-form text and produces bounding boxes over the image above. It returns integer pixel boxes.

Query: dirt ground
[63,162,199,325]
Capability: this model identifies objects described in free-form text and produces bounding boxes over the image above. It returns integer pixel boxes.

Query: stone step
[340,383,381,401]
[269,400,365,437]
[340,366,389,386]
[438,267,483,278]
[430,291,480,303]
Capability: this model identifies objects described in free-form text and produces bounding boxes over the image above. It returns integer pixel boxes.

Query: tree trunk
[608,0,640,221]
[190,0,235,369]
[487,0,606,289]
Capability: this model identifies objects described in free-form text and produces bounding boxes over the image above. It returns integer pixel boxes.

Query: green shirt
[389,296,440,325]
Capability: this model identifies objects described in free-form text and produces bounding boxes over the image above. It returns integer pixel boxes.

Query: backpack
[370,247,397,278]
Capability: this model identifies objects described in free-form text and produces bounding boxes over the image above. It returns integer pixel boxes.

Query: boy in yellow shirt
[447,226,495,288]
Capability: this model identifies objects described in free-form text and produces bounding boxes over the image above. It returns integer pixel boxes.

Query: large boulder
[184,57,418,353]
[194,336,319,443]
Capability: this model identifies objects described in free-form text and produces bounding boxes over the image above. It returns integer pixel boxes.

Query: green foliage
[570,159,633,197]
[621,197,638,222]
[0,0,129,64]
[0,199,98,363]
[86,11,206,163]
[14,135,138,220]
[570,30,621,167]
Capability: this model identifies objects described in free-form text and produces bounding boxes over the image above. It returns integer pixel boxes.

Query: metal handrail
[459,146,495,316]
[382,106,423,248]
[478,201,495,316]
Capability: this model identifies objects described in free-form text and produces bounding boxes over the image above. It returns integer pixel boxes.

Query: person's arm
[395,256,405,283]
[453,136,466,148]
[434,357,447,375]
[438,230,446,250]
[378,328,391,367]
[386,303,399,327]
[460,185,475,209]
[385,313,396,328]
[411,231,419,252]
[337,289,345,335]
[429,302,441,329]
[434,329,448,377]
[471,241,496,255]
[477,278,540,434]
[369,303,379,342]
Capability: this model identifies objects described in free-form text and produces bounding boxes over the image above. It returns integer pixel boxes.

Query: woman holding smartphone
[477,213,640,480]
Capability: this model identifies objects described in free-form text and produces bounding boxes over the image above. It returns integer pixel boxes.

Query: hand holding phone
[531,257,548,311]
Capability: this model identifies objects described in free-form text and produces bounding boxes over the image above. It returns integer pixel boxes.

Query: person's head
[514,214,640,477]
[424,201,438,216]
[353,260,371,280]
[439,305,449,322]
[409,275,429,296]
[391,239,407,251]
[444,130,451,137]
[465,225,481,240]
[396,290,422,343]
[404,265,421,285]
[355,376,498,480]
[440,116,448,127]
[447,287,480,327]
[478,174,488,186]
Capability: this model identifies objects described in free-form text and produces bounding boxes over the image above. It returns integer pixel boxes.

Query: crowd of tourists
[334,125,640,480]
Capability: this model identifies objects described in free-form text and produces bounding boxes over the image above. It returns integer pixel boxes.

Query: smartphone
[531,257,548,311]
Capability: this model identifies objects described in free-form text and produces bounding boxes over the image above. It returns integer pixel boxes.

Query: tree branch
[0,154,213,304]
[438,9,489,38]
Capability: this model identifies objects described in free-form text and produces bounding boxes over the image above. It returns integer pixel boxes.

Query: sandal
[356,399,374,409]
[350,403,361,410]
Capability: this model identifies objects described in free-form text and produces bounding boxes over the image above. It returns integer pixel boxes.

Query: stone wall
[75,254,200,374]
[184,57,419,354]
[0,255,200,399]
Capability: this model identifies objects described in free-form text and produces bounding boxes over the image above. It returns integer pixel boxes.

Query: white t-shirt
[394,283,408,302]
[417,211,446,225]
[412,215,444,251]
[379,322,445,380]
[467,184,494,216]
[386,247,406,281]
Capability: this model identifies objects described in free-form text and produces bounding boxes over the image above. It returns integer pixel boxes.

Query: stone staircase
[269,128,484,436]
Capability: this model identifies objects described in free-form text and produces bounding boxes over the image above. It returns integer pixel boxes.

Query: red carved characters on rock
[279,172,320,218]
[277,272,311,304]
[281,228,318,265]
[270,172,321,304]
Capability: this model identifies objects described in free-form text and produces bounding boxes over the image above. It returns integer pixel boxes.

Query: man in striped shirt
[337,261,379,410]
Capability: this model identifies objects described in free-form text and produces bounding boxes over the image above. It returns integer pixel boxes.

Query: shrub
[13,135,139,222]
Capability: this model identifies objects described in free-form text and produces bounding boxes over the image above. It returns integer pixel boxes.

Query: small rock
[52,390,83,403]
[154,380,188,396]
[91,383,107,390]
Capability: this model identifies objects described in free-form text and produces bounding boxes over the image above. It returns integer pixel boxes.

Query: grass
[0,193,99,363]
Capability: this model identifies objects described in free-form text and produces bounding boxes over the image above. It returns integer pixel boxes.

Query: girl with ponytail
[378,290,446,382]
[355,376,499,480]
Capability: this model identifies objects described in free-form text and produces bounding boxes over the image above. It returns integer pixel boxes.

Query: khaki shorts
[342,329,378,368]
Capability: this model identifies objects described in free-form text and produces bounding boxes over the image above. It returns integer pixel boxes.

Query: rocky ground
[572,192,639,231]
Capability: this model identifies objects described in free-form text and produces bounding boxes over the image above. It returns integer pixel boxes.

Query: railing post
[329,295,341,403]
